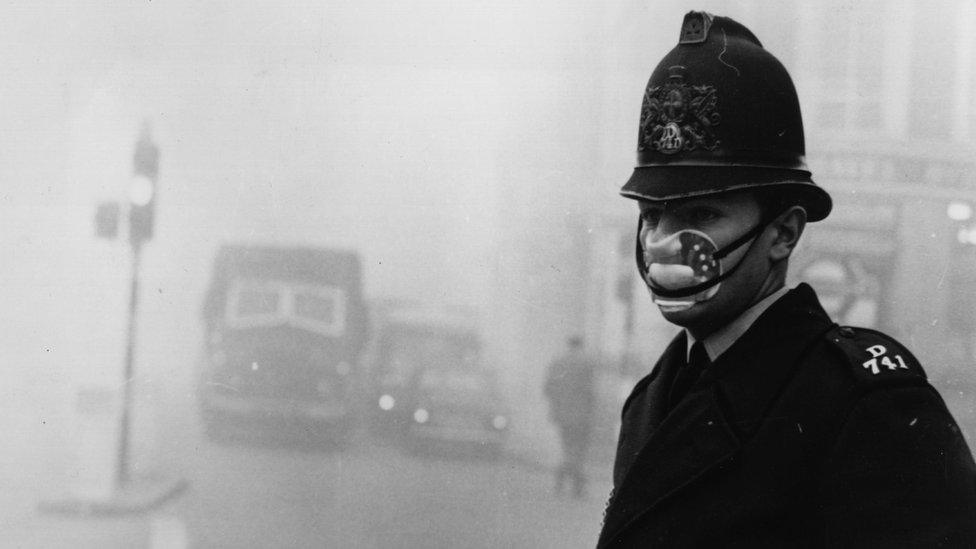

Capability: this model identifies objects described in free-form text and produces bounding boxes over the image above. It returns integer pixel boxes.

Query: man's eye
[687,209,718,224]
[640,210,662,227]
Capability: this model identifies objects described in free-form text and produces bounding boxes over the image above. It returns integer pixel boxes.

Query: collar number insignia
[862,344,909,375]
[639,67,721,155]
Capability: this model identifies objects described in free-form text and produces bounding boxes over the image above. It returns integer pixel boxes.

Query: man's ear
[768,206,807,262]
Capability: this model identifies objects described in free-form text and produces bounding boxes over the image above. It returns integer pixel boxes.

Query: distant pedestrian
[544,336,597,498]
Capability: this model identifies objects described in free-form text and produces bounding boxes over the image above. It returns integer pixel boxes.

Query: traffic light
[129,129,159,245]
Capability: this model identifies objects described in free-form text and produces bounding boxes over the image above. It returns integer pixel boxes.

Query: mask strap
[713,220,767,260]
[634,216,648,280]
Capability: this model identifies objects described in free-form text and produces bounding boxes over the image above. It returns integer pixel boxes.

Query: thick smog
[2,1,975,547]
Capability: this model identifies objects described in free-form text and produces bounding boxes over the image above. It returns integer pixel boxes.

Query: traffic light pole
[117,239,142,487]
[39,125,189,512]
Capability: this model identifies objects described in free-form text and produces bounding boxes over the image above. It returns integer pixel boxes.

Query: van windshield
[225,280,347,336]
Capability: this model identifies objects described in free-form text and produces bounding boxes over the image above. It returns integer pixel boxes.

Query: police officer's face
[638,192,775,336]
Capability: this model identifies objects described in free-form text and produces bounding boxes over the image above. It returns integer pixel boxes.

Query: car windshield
[385,331,477,380]
[419,369,488,393]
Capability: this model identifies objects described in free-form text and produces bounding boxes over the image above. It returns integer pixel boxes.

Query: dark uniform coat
[598,284,976,548]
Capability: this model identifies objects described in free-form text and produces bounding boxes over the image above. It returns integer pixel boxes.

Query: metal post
[117,240,142,487]
[617,233,636,376]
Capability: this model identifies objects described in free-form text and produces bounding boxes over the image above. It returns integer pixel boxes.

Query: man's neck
[689,274,786,339]
[686,285,790,361]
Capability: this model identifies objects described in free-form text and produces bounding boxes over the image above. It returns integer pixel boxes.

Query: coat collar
[622,331,688,432]
[598,283,834,548]
[687,285,790,362]
[706,283,835,435]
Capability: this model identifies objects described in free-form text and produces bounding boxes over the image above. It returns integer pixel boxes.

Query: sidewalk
[3,504,189,549]
[503,427,616,501]
[3,511,152,549]
[2,479,188,549]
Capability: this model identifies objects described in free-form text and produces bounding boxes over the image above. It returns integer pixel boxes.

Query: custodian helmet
[621,11,832,222]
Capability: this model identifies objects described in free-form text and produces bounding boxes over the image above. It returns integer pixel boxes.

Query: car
[405,362,509,457]
[364,305,508,455]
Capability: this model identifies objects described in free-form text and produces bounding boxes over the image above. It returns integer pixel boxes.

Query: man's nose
[642,216,682,246]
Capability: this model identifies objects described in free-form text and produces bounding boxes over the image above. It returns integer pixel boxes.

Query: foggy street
[11,410,612,549]
[147,314,613,549]
[167,427,608,549]
[5,269,616,549]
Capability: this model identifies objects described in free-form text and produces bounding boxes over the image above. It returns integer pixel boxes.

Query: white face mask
[642,229,722,311]
[636,217,769,312]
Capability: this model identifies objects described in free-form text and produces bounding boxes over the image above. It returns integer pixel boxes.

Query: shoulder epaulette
[825,325,927,387]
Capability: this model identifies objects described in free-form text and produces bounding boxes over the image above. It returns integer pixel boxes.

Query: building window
[809,1,886,132]
[965,3,976,140]
[908,0,958,139]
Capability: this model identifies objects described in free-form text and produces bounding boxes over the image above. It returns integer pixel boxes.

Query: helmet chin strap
[634,216,770,299]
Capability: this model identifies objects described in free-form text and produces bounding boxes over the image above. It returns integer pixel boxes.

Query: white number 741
[862,344,908,375]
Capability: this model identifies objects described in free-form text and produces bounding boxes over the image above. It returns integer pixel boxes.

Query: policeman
[597,12,976,548]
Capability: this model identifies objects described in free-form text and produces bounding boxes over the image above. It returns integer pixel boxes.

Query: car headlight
[413,408,429,424]
[378,394,396,411]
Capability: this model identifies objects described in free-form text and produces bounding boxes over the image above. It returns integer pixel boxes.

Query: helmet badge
[639,66,721,155]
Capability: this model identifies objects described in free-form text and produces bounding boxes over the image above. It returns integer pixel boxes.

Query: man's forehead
[637,191,757,211]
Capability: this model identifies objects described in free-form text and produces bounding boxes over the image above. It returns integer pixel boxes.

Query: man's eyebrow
[675,198,724,209]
